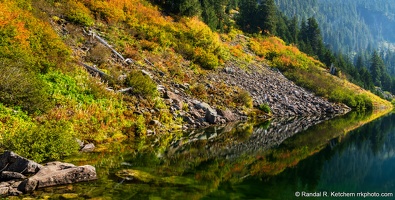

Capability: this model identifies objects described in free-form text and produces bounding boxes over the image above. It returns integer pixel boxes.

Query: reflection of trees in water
[317,114,395,192]
[280,114,395,193]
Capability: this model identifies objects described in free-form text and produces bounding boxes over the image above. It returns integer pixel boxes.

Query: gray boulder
[81,143,95,152]
[205,109,218,124]
[217,109,237,122]
[0,151,42,174]
[20,161,97,192]
[0,171,26,181]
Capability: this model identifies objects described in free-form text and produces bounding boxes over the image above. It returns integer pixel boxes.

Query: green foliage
[259,103,271,113]
[195,47,219,70]
[237,0,259,33]
[134,115,147,136]
[2,120,79,163]
[65,0,94,26]
[126,70,158,98]
[370,51,386,87]
[0,64,53,114]
[258,0,277,35]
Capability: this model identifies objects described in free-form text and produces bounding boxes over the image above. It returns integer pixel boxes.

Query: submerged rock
[116,169,156,183]
[116,169,196,186]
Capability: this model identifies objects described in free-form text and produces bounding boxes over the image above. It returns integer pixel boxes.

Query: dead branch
[78,62,110,78]
[117,87,133,93]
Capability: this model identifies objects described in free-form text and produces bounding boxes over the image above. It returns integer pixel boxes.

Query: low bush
[0,64,53,114]
[65,0,94,26]
[190,83,208,99]
[88,43,112,64]
[125,70,158,98]
[2,120,79,163]
[235,90,253,108]
[259,103,271,113]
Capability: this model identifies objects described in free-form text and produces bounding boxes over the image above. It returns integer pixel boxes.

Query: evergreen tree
[370,51,386,87]
[179,0,202,17]
[237,0,259,33]
[258,0,277,35]
[201,0,218,30]
[288,16,299,44]
[276,14,291,43]
[306,17,324,59]
[355,55,365,69]
[359,67,375,90]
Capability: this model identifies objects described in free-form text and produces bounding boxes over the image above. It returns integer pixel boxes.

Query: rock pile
[160,88,244,129]
[217,63,351,117]
[0,151,97,197]
[158,62,350,129]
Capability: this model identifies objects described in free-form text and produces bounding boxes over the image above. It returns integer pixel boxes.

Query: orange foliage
[0,2,30,48]
[249,36,324,70]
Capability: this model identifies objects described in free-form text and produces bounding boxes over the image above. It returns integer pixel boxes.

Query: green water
[24,112,395,199]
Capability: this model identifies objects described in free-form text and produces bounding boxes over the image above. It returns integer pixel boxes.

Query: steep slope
[275,0,395,53]
[0,0,391,162]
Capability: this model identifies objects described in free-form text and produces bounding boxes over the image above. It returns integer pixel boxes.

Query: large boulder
[217,109,237,122]
[0,151,42,174]
[20,161,97,192]
[205,109,218,124]
[165,91,184,110]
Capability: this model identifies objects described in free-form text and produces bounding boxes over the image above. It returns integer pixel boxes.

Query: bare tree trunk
[78,62,109,78]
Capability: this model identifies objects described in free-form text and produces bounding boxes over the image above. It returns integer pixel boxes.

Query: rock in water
[0,151,97,196]
[116,169,156,183]
[20,161,97,192]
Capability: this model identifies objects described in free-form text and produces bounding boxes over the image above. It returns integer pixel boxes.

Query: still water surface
[26,112,395,199]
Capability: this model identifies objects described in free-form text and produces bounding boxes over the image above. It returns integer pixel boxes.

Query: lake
[24,111,395,199]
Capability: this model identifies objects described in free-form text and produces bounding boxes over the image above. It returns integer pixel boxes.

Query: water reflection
[167,115,332,161]
[207,113,395,200]
[23,112,394,200]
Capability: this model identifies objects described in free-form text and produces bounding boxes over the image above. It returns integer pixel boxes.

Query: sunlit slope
[0,0,392,163]
[248,36,392,110]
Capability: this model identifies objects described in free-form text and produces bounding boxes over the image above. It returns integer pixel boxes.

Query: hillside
[275,0,395,53]
[0,0,392,162]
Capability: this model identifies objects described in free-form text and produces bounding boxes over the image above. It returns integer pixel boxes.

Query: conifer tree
[288,16,299,44]
[258,0,277,35]
[370,51,386,87]
[179,0,202,17]
[237,0,259,33]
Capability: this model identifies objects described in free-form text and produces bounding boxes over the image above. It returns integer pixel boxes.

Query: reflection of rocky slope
[166,115,333,160]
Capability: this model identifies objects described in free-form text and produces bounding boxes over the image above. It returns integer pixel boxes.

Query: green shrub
[125,70,158,98]
[2,120,79,163]
[194,48,219,70]
[259,103,271,113]
[235,90,253,108]
[65,0,94,26]
[0,65,53,114]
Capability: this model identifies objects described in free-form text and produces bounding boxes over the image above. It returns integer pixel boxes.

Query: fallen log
[78,62,110,78]
[117,87,133,93]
